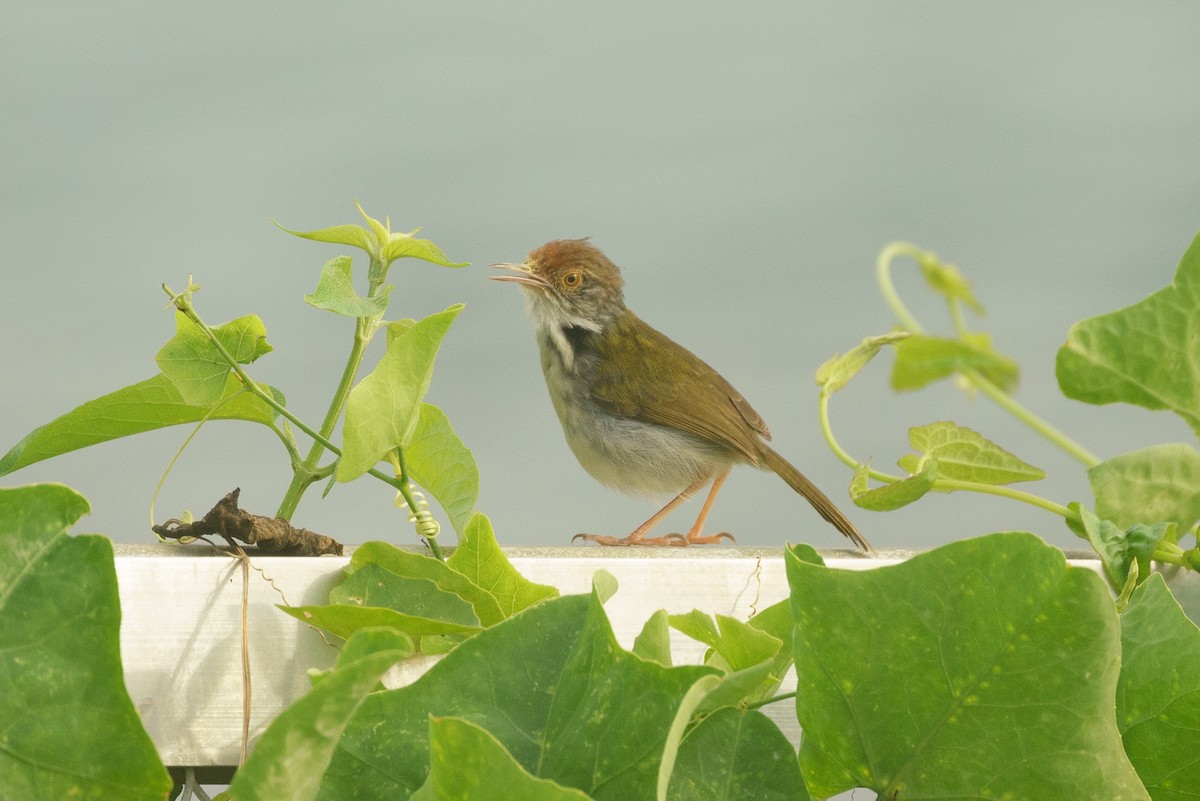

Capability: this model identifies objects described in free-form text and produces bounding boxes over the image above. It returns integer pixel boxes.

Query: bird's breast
[534,326,733,497]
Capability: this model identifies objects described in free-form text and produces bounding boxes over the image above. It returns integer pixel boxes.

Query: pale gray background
[3,3,1200,553]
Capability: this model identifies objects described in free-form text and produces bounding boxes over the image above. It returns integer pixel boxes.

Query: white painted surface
[115,544,1105,768]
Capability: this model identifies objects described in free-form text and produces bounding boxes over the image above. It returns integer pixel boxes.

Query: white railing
[115,543,1114,774]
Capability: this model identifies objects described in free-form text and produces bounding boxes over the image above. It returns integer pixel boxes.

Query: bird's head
[490,239,626,333]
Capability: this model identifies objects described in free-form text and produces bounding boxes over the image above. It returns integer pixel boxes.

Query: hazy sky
[3,3,1200,551]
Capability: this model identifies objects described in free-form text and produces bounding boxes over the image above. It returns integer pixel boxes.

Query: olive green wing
[589,313,770,463]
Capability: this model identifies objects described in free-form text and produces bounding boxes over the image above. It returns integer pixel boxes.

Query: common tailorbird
[491,239,872,551]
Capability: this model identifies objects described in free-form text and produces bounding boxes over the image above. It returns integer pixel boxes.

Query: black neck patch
[560,324,596,353]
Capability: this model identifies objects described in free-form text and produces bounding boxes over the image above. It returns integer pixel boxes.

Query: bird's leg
[573,471,734,547]
[574,475,708,546]
[678,468,735,545]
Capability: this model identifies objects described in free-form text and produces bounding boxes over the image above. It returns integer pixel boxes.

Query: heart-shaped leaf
[908,421,1045,485]
[850,459,937,511]
[891,332,1018,392]
[404,402,479,535]
[667,707,809,801]
[1117,573,1200,798]
[349,538,509,626]
[815,332,909,394]
[446,513,558,619]
[787,531,1146,800]
[1089,443,1200,532]
[305,255,392,318]
[229,628,410,801]
[0,374,283,476]
[155,311,272,404]
[1076,504,1170,592]
[412,717,594,801]
[338,305,462,481]
[316,591,714,800]
[0,484,171,800]
[1057,231,1200,436]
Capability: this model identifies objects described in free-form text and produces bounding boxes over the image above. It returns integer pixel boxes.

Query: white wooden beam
[115,544,1110,768]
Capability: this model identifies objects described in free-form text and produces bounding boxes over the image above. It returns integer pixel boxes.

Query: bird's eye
[561,271,584,289]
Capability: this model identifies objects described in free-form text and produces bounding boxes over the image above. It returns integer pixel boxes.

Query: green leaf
[746,599,796,702]
[385,318,417,345]
[349,539,506,627]
[633,609,673,667]
[670,612,780,673]
[404,403,479,535]
[280,603,481,641]
[317,592,715,800]
[274,219,374,252]
[919,255,984,314]
[849,459,937,511]
[1077,504,1170,592]
[155,311,272,405]
[1118,573,1200,799]
[446,512,559,618]
[356,199,390,248]
[656,674,724,801]
[891,332,1018,392]
[667,708,808,801]
[0,484,171,800]
[786,542,825,567]
[228,629,409,801]
[668,610,721,650]
[277,205,466,270]
[333,626,415,669]
[787,531,1147,800]
[338,304,463,481]
[1089,443,1200,532]
[668,610,785,713]
[382,234,469,268]
[305,255,391,318]
[412,717,594,801]
[592,568,618,603]
[309,626,415,688]
[815,332,909,394]
[1057,231,1200,436]
[908,420,1045,484]
[0,373,283,476]
[331,563,481,628]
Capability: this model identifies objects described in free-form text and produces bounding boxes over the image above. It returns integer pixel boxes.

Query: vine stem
[819,388,896,483]
[933,479,1072,518]
[963,370,1101,468]
[822,384,1074,519]
[876,243,1101,469]
[164,285,337,454]
[745,691,796,710]
[276,256,386,519]
[875,241,928,333]
[163,282,447,557]
[390,448,444,562]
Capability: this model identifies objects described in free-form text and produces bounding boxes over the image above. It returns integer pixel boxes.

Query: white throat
[523,291,602,370]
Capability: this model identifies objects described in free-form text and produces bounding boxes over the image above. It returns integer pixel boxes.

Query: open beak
[489,261,551,290]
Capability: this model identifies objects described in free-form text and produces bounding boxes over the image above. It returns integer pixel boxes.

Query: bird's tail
[758,444,874,553]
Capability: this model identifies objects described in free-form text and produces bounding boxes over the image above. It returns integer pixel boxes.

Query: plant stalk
[818,389,900,484]
[932,479,1073,518]
[876,243,1101,469]
[276,256,387,519]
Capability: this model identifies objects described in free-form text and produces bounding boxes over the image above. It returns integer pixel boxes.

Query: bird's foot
[684,530,736,545]
[571,531,735,547]
[572,532,689,547]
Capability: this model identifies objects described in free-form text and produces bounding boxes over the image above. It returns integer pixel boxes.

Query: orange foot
[571,531,735,547]
[684,531,735,545]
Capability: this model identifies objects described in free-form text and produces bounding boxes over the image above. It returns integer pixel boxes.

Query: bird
[490,238,872,551]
